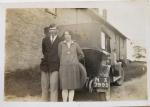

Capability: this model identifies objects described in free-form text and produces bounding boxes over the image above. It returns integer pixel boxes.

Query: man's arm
[58,42,62,59]
[42,38,46,56]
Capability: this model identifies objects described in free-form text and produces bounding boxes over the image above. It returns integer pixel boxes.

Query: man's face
[49,29,57,37]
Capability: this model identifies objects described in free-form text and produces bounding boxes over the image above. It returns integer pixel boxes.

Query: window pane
[101,32,105,49]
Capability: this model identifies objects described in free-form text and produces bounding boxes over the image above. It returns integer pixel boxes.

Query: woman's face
[64,31,71,41]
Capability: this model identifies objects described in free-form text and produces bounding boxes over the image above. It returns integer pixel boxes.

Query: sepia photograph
[0,0,150,106]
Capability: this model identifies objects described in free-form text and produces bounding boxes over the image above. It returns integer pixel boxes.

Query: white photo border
[0,1,150,107]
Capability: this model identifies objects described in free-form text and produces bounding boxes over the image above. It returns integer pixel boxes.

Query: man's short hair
[49,23,57,30]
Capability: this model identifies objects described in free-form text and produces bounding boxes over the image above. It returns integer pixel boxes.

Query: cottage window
[115,35,117,44]
[120,38,125,48]
[101,32,105,50]
[123,39,125,48]
[101,31,111,52]
[106,36,111,52]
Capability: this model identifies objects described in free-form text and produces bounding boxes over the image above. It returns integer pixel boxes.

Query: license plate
[93,77,109,88]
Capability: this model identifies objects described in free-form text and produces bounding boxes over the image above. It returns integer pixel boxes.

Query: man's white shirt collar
[50,35,57,43]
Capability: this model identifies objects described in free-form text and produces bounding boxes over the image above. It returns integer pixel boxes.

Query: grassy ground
[111,74,147,101]
[124,61,147,82]
[5,66,41,98]
[4,61,147,101]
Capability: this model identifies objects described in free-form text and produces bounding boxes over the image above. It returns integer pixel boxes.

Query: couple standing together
[40,24,87,102]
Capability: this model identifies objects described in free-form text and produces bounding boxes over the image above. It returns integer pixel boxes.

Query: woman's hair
[61,30,72,40]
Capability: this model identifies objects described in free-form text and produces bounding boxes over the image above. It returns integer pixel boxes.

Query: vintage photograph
[4,6,148,102]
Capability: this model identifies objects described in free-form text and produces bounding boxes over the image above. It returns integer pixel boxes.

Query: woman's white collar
[63,40,74,44]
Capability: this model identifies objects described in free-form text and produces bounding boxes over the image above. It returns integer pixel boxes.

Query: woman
[58,31,86,102]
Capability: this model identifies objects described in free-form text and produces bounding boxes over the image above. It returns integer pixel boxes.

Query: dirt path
[5,62,147,101]
[5,73,147,101]
[110,73,147,101]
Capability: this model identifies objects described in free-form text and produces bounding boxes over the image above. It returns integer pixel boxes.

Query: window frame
[101,31,111,53]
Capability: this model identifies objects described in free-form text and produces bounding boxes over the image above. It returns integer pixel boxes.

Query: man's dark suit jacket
[40,36,62,72]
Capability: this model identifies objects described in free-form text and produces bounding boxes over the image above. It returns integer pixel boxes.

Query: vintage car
[58,23,126,100]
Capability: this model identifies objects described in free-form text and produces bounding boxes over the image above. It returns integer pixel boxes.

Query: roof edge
[87,9,128,39]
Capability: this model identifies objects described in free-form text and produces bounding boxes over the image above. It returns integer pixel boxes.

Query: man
[40,24,61,101]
